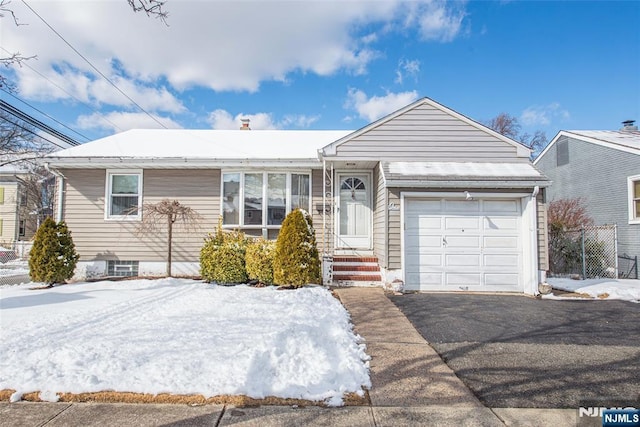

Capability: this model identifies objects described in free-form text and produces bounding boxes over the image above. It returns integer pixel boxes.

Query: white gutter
[44,163,64,222]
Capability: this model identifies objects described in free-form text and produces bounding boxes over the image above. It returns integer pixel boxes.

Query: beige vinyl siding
[335,104,522,161]
[372,163,386,268]
[537,193,549,272]
[387,188,402,269]
[0,183,18,247]
[311,169,329,251]
[61,169,220,262]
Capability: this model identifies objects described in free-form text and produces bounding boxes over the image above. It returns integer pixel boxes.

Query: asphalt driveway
[388,293,640,409]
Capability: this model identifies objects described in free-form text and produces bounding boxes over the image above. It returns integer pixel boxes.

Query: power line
[21,0,169,129]
[0,99,80,146]
[0,46,125,134]
[1,88,91,143]
[1,117,69,151]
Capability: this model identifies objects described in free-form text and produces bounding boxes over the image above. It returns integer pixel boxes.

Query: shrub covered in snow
[245,238,276,285]
[29,217,79,285]
[200,221,248,284]
[273,209,321,287]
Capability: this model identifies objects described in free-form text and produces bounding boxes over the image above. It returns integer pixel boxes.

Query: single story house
[44,97,550,294]
[534,122,640,277]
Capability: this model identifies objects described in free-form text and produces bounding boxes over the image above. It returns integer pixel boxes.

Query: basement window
[107,260,139,277]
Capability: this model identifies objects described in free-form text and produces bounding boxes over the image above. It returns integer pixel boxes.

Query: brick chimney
[240,118,251,130]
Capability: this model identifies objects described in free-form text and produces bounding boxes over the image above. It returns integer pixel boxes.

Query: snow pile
[0,279,371,405]
[545,278,640,303]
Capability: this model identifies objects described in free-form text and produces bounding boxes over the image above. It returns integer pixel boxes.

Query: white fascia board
[44,158,322,169]
[385,179,550,188]
[533,131,562,165]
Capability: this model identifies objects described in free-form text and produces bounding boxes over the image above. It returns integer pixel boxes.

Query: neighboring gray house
[534,122,640,275]
[44,97,550,294]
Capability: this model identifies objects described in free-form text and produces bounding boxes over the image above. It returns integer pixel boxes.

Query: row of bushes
[200,209,321,287]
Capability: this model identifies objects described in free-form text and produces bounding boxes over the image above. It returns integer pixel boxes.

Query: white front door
[336,174,371,249]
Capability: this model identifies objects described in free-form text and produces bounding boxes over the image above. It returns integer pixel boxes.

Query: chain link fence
[0,244,30,286]
[549,224,618,279]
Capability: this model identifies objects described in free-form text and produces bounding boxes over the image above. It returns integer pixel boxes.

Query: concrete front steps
[332,256,383,286]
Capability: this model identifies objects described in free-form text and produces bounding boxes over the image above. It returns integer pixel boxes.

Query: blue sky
[1,1,639,149]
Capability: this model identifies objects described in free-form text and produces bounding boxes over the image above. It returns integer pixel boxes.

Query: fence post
[581,228,587,279]
[614,224,619,278]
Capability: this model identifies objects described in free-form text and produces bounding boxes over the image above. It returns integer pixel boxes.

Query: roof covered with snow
[382,161,549,188]
[45,129,354,167]
[535,130,640,164]
[564,130,640,152]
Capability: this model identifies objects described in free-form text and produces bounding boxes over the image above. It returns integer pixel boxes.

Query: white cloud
[207,109,320,130]
[4,1,469,98]
[521,103,570,126]
[403,0,468,42]
[345,88,419,122]
[207,110,277,130]
[76,112,182,133]
[395,59,421,84]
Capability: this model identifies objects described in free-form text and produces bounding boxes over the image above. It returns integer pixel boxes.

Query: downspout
[44,163,64,222]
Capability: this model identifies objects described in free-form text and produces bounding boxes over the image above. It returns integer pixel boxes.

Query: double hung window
[106,170,142,220]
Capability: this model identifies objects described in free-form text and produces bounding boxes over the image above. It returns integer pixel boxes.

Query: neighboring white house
[44,97,550,295]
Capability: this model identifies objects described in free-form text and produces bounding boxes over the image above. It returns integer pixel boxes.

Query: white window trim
[105,169,143,221]
[628,174,640,224]
[220,170,312,229]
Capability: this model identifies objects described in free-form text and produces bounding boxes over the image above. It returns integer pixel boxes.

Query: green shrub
[200,222,248,284]
[29,217,80,285]
[246,238,276,285]
[273,209,321,287]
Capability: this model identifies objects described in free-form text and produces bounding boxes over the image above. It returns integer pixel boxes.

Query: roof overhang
[382,161,550,189]
[535,130,640,164]
[43,157,323,169]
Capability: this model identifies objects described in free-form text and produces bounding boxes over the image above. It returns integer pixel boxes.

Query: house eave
[385,179,550,189]
[43,157,323,169]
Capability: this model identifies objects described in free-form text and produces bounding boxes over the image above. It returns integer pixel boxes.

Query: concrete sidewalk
[0,287,577,426]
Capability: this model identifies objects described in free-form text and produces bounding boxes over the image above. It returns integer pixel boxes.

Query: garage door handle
[442,237,447,247]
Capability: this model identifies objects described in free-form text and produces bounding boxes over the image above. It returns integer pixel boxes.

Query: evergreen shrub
[29,217,80,285]
[273,209,321,287]
[200,221,248,284]
[245,238,276,285]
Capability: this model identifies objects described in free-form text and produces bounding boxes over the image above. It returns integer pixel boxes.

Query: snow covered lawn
[0,279,371,405]
[545,277,640,303]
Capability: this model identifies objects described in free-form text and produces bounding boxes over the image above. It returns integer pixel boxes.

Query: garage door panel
[484,217,518,231]
[405,272,442,289]
[446,254,480,267]
[407,200,441,213]
[484,273,519,286]
[484,199,519,213]
[445,217,479,230]
[414,216,441,230]
[484,236,518,249]
[484,254,519,268]
[445,199,480,212]
[406,234,441,248]
[446,273,481,286]
[446,235,480,248]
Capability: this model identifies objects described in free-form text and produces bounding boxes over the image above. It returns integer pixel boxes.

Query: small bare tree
[485,112,547,156]
[547,197,594,233]
[136,199,201,277]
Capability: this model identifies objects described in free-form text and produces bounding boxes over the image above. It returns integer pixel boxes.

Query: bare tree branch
[485,112,548,156]
[134,199,202,276]
[128,0,168,24]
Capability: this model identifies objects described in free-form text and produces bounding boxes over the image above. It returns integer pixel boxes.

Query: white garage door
[404,197,523,292]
